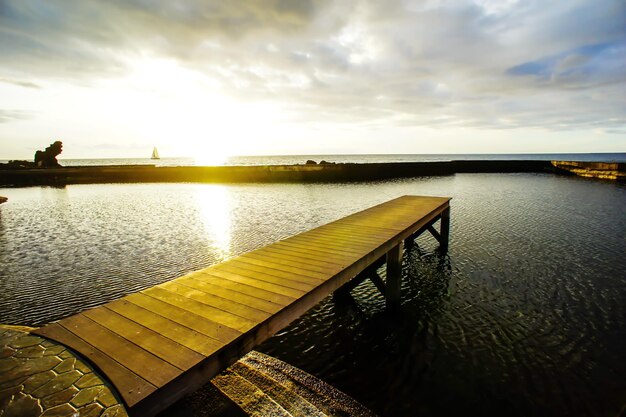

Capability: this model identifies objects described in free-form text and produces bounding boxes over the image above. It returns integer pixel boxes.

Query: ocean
[3,152,622,167]
[0,159,625,416]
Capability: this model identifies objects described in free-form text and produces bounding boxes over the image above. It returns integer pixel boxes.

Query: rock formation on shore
[34,141,63,167]
[1,140,63,169]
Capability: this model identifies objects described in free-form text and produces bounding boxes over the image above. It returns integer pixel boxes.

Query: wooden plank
[125,292,241,344]
[217,262,319,291]
[33,323,156,407]
[58,314,181,387]
[272,241,358,263]
[427,224,442,243]
[278,238,366,257]
[305,226,391,243]
[159,281,271,322]
[175,276,284,314]
[195,271,296,306]
[143,287,257,333]
[286,230,377,248]
[330,218,403,233]
[440,206,450,253]
[385,242,404,309]
[368,272,387,296]
[106,299,223,355]
[286,233,375,252]
[283,231,372,249]
[234,254,330,280]
[83,306,204,370]
[299,231,383,249]
[244,250,342,274]
[255,246,347,268]
[339,209,420,223]
[227,258,325,284]
[201,267,306,299]
[326,221,401,235]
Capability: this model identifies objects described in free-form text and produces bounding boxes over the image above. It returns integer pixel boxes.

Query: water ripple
[1,175,625,416]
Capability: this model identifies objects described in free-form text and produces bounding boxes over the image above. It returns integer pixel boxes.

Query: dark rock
[3,160,36,169]
[305,160,317,165]
[34,141,63,168]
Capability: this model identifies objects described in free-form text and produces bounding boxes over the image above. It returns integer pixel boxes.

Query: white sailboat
[151,147,160,160]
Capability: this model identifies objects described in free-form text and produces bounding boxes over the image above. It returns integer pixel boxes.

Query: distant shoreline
[1,160,624,187]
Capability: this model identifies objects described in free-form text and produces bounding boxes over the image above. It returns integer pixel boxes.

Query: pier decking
[33,195,451,416]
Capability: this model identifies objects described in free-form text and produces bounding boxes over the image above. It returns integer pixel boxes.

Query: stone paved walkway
[0,325,128,417]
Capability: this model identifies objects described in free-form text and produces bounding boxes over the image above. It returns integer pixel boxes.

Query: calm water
[2,152,624,167]
[0,174,625,416]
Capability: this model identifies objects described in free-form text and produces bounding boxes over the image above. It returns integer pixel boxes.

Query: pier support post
[386,241,403,309]
[440,207,450,254]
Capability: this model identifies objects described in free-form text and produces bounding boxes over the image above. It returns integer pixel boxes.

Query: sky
[1,0,625,160]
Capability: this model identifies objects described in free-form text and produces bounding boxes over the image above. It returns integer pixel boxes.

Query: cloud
[0,77,40,89]
[506,41,626,88]
[0,109,34,123]
[0,0,625,134]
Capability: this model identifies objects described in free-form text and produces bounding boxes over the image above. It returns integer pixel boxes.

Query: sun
[107,56,287,161]
[192,150,230,166]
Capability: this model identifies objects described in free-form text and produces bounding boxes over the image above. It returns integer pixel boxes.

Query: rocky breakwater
[0,160,555,186]
[551,161,626,181]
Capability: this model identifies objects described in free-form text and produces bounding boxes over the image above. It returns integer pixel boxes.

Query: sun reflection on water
[194,184,232,261]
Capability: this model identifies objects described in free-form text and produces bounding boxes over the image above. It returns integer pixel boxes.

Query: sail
[151,147,160,159]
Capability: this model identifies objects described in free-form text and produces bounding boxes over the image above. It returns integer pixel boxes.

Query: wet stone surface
[0,325,128,417]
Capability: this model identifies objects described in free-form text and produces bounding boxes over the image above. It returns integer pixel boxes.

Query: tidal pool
[1,173,624,416]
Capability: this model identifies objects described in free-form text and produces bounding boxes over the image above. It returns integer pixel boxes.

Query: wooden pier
[33,195,451,416]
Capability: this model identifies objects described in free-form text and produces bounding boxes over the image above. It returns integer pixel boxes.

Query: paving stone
[0,376,26,390]
[71,385,104,408]
[43,345,66,357]
[97,388,119,407]
[2,391,43,417]
[101,404,129,417]
[40,403,77,417]
[0,385,21,410]
[23,370,56,392]
[76,373,102,389]
[32,370,82,398]
[0,327,127,416]
[40,340,56,348]
[75,359,92,373]
[41,386,79,409]
[0,356,19,374]
[76,402,104,417]
[15,345,46,359]
[58,350,73,359]
[54,358,76,374]
[3,355,62,381]
[8,335,43,349]
[0,346,16,358]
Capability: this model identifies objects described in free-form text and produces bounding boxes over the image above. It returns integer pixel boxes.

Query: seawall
[0,160,555,186]
[551,161,626,181]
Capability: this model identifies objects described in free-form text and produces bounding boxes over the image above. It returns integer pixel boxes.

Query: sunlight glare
[112,57,287,159]
[194,184,232,261]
